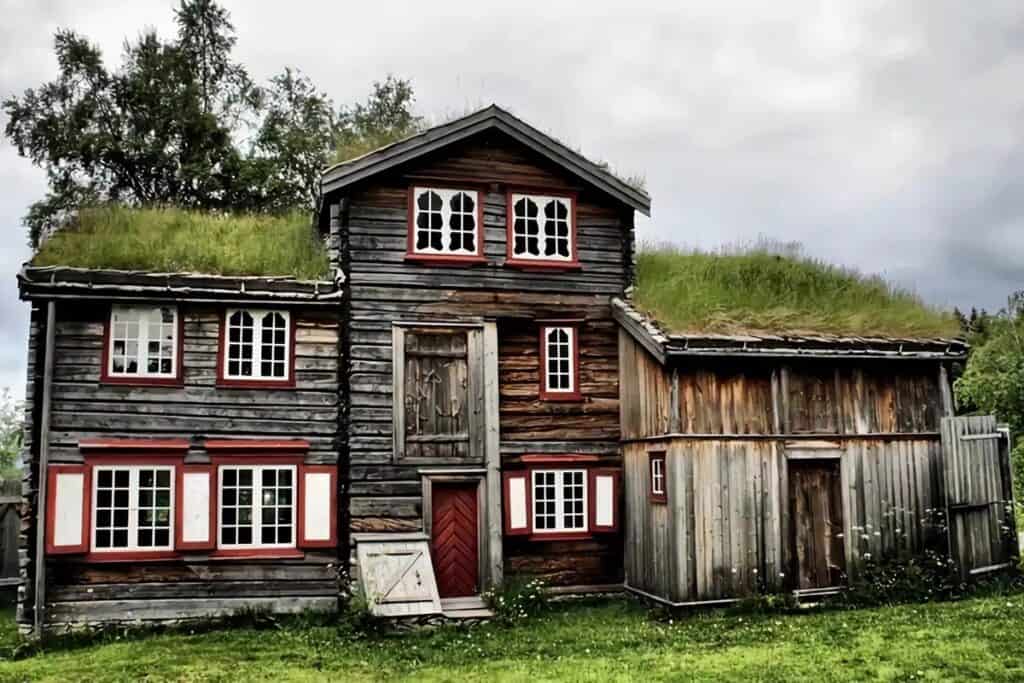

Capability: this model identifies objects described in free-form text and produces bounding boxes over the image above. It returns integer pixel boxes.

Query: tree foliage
[3,0,421,247]
[0,389,24,479]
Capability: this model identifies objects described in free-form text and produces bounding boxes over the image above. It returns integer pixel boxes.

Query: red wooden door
[431,483,479,597]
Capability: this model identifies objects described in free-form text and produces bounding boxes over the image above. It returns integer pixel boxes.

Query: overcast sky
[1,0,1023,397]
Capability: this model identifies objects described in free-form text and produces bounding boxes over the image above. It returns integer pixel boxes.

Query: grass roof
[32,206,330,280]
[634,243,961,339]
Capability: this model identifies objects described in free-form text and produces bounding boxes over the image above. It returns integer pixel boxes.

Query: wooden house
[318,106,649,610]
[614,298,1018,605]
[15,105,1015,631]
[17,262,343,631]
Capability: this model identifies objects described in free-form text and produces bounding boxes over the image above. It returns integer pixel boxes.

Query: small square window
[106,306,179,381]
[222,309,292,383]
[649,453,667,503]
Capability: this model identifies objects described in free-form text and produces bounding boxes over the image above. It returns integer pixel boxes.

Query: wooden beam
[33,301,56,636]
[483,321,503,588]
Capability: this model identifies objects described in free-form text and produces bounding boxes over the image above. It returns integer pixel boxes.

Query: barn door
[430,482,479,598]
[940,415,1018,579]
[789,459,846,590]
[394,326,484,462]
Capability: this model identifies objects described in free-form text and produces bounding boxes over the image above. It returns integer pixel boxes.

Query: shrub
[482,576,549,624]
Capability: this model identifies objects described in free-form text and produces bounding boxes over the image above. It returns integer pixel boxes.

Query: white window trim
[651,457,665,496]
[542,325,576,394]
[531,469,588,534]
[91,465,175,553]
[510,193,574,262]
[411,187,480,256]
[223,308,292,382]
[217,465,297,550]
[107,305,179,379]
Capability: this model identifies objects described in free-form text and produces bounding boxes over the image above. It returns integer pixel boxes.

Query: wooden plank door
[789,460,846,589]
[431,483,479,597]
[941,415,1018,579]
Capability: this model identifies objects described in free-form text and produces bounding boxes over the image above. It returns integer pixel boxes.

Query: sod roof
[31,206,330,281]
[632,245,962,341]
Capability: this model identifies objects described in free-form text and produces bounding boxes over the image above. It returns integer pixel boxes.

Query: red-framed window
[649,452,667,504]
[503,455,619,540]
[539,323,581,401]
[505,191,579,269]
[101,305,184,386]
[405,186,486,264]
[44,439,336,561]
[217,308,296,388]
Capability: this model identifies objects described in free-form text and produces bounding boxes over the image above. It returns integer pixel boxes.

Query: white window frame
[651,456,665,496]
[107,305,179,379]
[217,464,297,550]
[531,469,588,534]
[510,193,574,262]
[542,325,577,395]
[223,308,292,382]
[410,187,481,256]
[91,465,175,553]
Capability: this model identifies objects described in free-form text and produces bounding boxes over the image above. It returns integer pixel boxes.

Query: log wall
[19,300,341,629]
[343,130,632,585]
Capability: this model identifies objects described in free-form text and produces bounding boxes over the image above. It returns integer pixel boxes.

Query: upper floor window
[508,193,576,266]
[221,309,292,385]
[92,465,174,552]
[539,324,580,401]
[104,305,180,383]
[407,187,483,261]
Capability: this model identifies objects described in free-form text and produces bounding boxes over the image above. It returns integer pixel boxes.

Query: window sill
[100,376,183,388]
[650,495,667,505]
[216,378,296,390]
[80,551,180,563]
[538,392,584,402]
[505,259,582,271]
[526,532,593,543]
[404,253,487,266]
[209,549,304,560]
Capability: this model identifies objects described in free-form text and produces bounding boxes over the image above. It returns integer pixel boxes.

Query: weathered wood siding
[620,330,945,440]
[343,130,631,585]
[620,331,951,603]
[21,300,341,628]
[624,437,945,603]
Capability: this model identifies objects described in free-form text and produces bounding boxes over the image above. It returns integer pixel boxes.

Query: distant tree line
[3,0,424,247]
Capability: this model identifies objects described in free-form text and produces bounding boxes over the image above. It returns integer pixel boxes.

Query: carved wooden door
[394,327,483,462]
[431,482,479,597]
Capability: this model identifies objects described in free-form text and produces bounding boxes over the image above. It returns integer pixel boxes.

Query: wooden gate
[430,482,479,597]
[789,459,846,590]
[940,415,1018,580]
[0,480,19,587]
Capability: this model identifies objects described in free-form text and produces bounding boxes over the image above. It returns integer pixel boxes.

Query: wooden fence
[940,415,1019,580]
[0,479,20,587]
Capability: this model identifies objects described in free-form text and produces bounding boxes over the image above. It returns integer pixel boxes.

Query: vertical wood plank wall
[22,301,341,628]
[344,131,631,585]
[620,331,950,603]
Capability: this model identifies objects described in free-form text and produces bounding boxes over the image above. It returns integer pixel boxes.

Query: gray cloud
[2,0,1023,397]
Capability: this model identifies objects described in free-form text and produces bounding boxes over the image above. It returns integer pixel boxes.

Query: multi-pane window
[650,454,666,501]
[107,306,178,379]
[532,469,587,533]
[224,309,290,382]
[510,194,573,261]
[219,465,295,548]
[411,187,480,256]
[541,325,577,396]
[92,466,173,551]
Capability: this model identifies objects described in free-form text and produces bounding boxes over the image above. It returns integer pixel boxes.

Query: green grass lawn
[1,593,1024,682]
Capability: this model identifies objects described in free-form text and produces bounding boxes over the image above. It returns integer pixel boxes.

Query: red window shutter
[589,468,620,533]
[503,471,531,535]
[298,465,337,549]
[46,464,90,555]
[175,465,215,551]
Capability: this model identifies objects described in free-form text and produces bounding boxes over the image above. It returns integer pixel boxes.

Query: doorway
[429,481,480,598]
[789,459,846,590]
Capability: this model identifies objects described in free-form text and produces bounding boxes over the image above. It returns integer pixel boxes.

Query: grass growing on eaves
[634,241,961,339]
[32,205,330,280]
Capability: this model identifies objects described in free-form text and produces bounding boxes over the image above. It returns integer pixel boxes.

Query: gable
[321,105,650,216]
